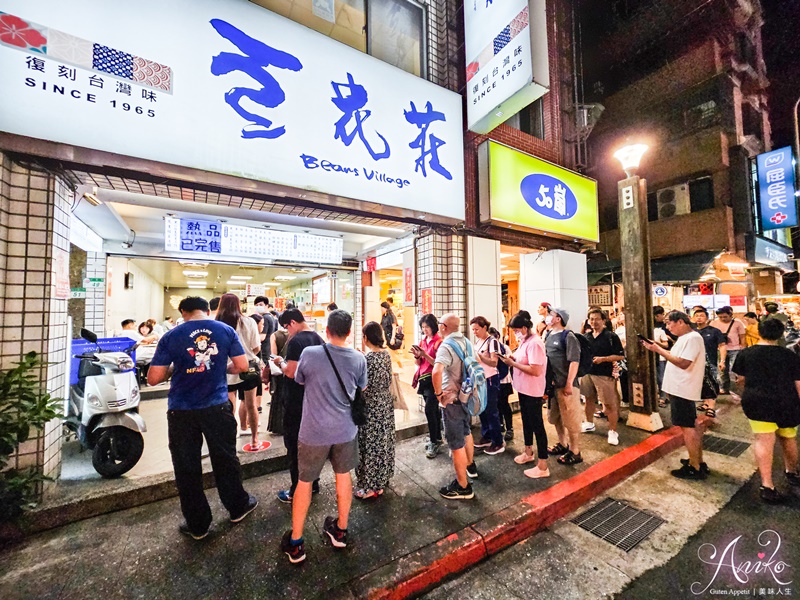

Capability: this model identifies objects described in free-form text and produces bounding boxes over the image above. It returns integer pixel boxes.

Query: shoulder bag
[323,344,367,426]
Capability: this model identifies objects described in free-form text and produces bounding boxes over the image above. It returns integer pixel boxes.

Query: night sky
[761,0,800,149]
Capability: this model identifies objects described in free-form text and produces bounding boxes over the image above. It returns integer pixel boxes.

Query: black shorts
[668,394,698,428]
[228,377,260,394]
[238,379,263,399]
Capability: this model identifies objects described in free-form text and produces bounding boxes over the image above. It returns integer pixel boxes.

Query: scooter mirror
[80,328,98,344]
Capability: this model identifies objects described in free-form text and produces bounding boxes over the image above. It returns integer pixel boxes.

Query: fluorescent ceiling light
[500,253,515,258]
[274,275,296,281]
[82,192,102,207]
[501,270,519,275]
[179,261,209,268]
[226,280,247,285]
[186,280,207,286]
[262,282,281,286]
[230,275,253,280]
[183,270,208,277]
[186,284,206,289]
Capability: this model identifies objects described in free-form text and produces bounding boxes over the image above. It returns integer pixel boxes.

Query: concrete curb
[343,426,684,600]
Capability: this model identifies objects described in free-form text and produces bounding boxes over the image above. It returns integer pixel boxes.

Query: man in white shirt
[642,311,707,481]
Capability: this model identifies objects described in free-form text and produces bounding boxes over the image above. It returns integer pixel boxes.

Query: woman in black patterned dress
[355,321,396,500]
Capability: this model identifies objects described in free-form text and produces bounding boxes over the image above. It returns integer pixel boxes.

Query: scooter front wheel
[92,426,144,478]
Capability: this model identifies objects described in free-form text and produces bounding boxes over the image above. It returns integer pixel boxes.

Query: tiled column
[416,232,466,324]
[0,152,71,495]
[84,252,106,334]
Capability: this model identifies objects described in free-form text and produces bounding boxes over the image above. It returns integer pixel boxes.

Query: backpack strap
[443,337,469,380]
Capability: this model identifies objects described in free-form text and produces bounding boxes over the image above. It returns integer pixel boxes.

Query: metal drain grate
[571,498,666,552]
[703,434,751,457]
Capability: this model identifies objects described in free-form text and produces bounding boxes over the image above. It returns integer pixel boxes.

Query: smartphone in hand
[636,333,652,344]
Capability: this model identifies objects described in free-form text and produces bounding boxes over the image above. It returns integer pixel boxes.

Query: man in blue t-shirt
[280,310,367,564]
[148,296,258,540]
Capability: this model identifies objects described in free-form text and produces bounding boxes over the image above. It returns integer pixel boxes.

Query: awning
[587,251,719,284]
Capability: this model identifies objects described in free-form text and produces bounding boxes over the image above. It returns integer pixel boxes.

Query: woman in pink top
[499,310,550,479]
[411,313,443,458]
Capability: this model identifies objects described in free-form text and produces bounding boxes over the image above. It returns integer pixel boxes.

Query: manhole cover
[571,498,665,552]
[703,434,751,457]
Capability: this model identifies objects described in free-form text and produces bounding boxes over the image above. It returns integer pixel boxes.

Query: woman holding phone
[498,310,551,479]
[411,313,443,459]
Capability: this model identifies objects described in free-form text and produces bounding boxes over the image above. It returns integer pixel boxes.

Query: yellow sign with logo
[479,141,599,242]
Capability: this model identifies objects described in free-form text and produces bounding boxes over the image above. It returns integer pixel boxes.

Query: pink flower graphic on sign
[0,14,46,50]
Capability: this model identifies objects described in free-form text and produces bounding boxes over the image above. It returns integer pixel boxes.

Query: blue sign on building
[756,146,798,231]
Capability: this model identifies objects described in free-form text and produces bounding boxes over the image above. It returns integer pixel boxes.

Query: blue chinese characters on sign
[404,101,453,180]
[331,73,390,160]
[210,19,303,139]
[756,146,798,231]
[181,219,222,253]
[520,174,578,220]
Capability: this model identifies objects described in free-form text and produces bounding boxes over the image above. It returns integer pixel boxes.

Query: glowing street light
[613,143,649,177]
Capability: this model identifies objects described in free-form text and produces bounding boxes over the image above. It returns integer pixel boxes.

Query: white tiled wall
[85,252,106,333]
[0,153,71,495]
[416,232,466,325]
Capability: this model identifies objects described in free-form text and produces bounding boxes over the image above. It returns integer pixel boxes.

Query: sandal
[354,488,378,500]
[594,411,607,419]
[658,398,668,408]
[697,402,709,413]
[557,451,584,465]
[547,443,570,456]
[705,408,717,418]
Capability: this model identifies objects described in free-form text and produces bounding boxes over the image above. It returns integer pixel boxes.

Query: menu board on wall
[312,275,332,305]
[165,217,343,264]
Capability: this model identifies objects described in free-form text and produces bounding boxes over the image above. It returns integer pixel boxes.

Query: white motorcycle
[66,329,147,478]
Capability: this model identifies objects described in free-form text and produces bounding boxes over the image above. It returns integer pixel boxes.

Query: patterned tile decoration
[466,5,530,82]
[0,10,172,93]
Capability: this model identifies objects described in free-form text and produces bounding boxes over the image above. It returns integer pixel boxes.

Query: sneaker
[277,489,293,503]
[514,451,536,465]
[523,466,550,479]
[607,430,619,446]
[484,443,505,455]
[425,441,440,459]
[179,521,209,540]
[280,530,306,564]
[466,462,478,479]
[230,494,259,523]
[680,458,710,475]
[323,516,348,548]
[760,486,786,505]
[581,421,596,433]
[473,436,492,448]
[439,479,474,500]
[504,429,514,442]
[671,464,707,480]
[786,471,800,487]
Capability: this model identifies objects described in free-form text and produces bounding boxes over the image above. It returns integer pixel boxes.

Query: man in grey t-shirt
[280,310,367,564]
[432,313,477,500]
[544,307,583,465]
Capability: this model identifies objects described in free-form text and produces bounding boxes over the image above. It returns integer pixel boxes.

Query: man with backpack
[580,308,625,446]
[544,307,584,465]
[432,313,479,500]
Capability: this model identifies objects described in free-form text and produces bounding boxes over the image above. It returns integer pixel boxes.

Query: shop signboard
[0,0,465,222]
[479,141,599,242]
[755,146,798,231]
[245,283,266,297]
[164,217,342,264]
[653,285,668,298]
[587,285,611,306]
[464,0,549,134]
[403,266,414,304]
[746,233,795,272]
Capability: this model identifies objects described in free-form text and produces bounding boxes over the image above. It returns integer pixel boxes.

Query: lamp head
[613,143,649,177]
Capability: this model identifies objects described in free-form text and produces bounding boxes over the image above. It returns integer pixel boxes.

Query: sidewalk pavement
[0,399,743,600]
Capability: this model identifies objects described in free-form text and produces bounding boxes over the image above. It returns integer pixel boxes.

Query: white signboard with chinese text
[464,0,549,134]
[0,0,465,221]
[164,217,343,264]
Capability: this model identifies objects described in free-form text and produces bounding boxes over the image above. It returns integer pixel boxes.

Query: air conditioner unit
[656,184,691,219]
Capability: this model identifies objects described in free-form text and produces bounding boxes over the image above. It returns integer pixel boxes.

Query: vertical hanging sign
[756,146,798,231]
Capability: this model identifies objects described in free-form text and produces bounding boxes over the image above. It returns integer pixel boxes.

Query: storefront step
[4,419,430,542]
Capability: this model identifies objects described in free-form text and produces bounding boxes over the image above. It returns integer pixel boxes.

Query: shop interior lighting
[82,192,102,206]
[262,282,281,286]
[613,143,649,176]
[500,253,515,258]
[274,275,296,281]
[501,270,519,275]
[226,280,246,285]
[179,261,209,268]
[182,270,208,277]
[723,262,750,269]
[230,275,252,280]
[186,280,207,286]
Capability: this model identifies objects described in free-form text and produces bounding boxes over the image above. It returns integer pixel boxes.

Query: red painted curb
[349,426,684,599]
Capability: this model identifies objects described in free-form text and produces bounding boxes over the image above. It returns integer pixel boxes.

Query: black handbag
[700,360,720,399]
[323,344,366,426]
[239,359,262,383]
[388,327,404,350]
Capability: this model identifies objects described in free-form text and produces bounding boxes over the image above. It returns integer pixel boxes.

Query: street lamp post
[613,144,664,432]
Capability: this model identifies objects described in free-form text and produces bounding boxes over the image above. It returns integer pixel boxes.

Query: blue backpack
[443,337,487,416]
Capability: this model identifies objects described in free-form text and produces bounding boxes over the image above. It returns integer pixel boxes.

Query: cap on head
[550,307,570,326]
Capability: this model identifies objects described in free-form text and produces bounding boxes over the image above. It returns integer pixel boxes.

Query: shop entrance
[61,184,426,487]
